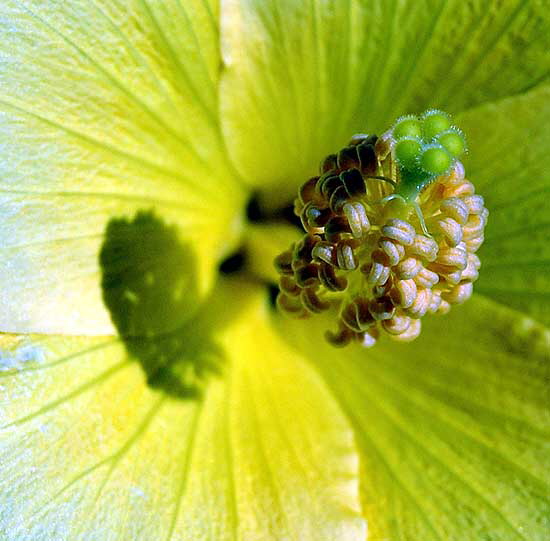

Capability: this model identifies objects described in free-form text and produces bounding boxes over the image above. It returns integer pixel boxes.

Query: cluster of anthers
[274,109,489,347]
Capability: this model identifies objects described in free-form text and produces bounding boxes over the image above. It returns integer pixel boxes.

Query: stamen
[274,109,488,347]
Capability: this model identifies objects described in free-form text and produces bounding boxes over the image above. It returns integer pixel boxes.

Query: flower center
[274,110,488,347]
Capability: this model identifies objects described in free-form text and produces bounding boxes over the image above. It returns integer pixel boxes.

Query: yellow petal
[220,0,549,207]
[0,1,245,335]
[457,83,550,326]
[0,283,366,540]
[278,295,550,540]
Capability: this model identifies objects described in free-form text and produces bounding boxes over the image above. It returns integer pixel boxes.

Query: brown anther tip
[303,203,332,230]
[329,184,350,214]
[368,296,395,321]
[349,134,377,147]
[320,154,338,174]
[325,326,354,347]
[277,293,309,318]
[293,234,321,266]
[325,216,353,243]
[357,141,377,176]
[279,276,301,297]
[299,176,321,205]
[301,287,331,314]
[337,146,360,170]
[274,250,293,275]
[341,169,367,198]
[318,262,348,291]
[295,263,320,288]
[317,173,341,200]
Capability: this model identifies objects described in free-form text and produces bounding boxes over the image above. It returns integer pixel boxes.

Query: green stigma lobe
[388,108,466,202]
[436,130,466,157]
[422,110,451,139]
[393,115,422,139]
[394,137,422,169]
[420,146,452,175]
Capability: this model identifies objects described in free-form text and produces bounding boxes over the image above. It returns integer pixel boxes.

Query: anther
[390,278,417,309]
[404,288,432,319]
[301,287,331,313]
[357,141,378,176]
[433,216,463,247]
[408,234,438,262]
[440,197,469,224]
[394,257,423,280]
[444,180,475,198]
[442,281,474,304]
[312,242,337,266]
[435,246,467,270]
[462,214,486,240]
[325,216,353,242]
[381,219,415,246]
[382,313,412,335]
[302,203,332,231]
[295,264,320,288]
[274,250,293,275]
[462,195,485,215]
[336,242,357,270]
[379,239,405,266]
[279,276,301,296]
[341,169,367,198]
[277,293,309,317]
[337,146,360,170]
[325,326,354,347]
[343,202,370,238]
[465,235,485,252]
[299,177,322,205]
[318,262,348,291]
[413,267,439,288]
[368,296,395,321]
[390,318,421,342]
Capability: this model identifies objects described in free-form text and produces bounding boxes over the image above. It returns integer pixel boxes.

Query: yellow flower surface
[0,1,549,540]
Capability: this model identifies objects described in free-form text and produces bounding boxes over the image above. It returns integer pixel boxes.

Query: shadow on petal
[99,210,223,400]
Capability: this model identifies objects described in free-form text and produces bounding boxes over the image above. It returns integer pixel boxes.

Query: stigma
[274,111,488,347]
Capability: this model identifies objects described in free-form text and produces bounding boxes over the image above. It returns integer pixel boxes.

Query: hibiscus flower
[1,2,548,540]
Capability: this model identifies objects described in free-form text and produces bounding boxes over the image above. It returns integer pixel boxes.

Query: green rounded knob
[436,129,466,157]
[393,115,422,139]
[420,144,452,175]
[394,137,422,169]
[422,109,451,139]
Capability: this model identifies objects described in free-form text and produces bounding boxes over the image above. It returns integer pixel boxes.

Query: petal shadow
[99,210,222,399]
